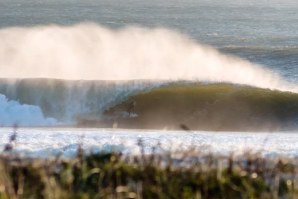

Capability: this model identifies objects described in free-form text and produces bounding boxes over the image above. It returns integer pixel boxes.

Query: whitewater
[1,128,298,158]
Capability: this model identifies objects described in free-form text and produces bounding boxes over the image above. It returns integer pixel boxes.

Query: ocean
[0,0,297,157]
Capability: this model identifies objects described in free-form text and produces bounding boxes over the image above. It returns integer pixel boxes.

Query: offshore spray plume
[0,23,296,92]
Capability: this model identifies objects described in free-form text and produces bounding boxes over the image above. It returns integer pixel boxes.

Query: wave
[0,23,297,92]
[86,83,298,131]
[1,79,298,130]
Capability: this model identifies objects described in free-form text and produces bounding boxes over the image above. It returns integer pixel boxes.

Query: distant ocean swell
[221,46,298,60]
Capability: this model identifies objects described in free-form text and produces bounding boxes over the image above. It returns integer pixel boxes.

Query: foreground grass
[0,147,298,199]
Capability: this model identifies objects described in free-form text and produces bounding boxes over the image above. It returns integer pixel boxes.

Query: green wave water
[100,83,298,131]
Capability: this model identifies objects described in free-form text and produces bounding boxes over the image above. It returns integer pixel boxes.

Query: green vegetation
[1,136,298,199]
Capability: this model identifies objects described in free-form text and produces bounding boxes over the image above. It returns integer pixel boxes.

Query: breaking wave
[0,23,298,128]
[1,79,298,130]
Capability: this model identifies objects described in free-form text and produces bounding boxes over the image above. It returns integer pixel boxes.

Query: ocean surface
[0,0,298,157]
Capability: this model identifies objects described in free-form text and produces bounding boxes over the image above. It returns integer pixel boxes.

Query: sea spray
[0,23,296,92]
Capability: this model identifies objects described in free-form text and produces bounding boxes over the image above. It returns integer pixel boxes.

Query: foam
[0,128,297,158]
[0,94,57,126]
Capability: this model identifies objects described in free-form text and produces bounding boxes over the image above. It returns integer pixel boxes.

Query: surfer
[127,100,136,116]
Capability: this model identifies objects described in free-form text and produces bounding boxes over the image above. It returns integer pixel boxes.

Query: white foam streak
[0,23,296,92]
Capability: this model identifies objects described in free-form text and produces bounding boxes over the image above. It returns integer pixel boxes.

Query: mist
[0,23,296,92]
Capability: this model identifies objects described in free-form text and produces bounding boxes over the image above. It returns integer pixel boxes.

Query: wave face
[100,83,298,131]
[0,23,296,92]
[0,79,161,124]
